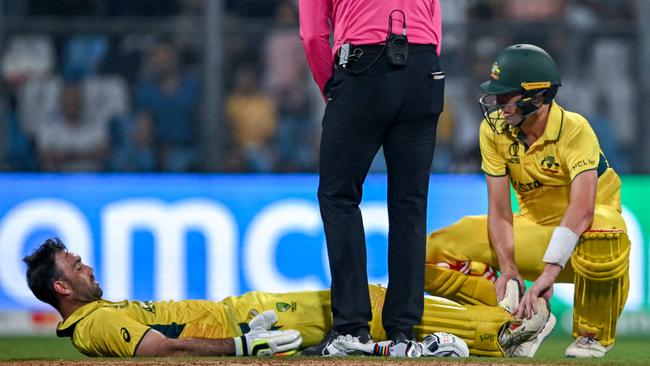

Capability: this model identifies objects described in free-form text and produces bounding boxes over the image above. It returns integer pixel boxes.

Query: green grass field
[1,335,649,364]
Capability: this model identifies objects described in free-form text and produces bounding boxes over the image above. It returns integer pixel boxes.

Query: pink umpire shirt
[299,0,442,92]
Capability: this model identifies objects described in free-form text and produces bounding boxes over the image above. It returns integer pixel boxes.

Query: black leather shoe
[388,329,414,344]
[353,327,372,344]
[387,329,422,357]
[301,329,339,356]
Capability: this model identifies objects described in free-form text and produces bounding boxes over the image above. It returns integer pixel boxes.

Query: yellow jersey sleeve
[72,308,151,357]
[479,120,507,176]
[561,120,600,181]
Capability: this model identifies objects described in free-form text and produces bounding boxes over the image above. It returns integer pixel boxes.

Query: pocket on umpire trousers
[321,69,347,128]
[324,69,346,101]
[428,70,445,116]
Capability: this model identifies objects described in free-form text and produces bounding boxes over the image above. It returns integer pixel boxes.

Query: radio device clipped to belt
[338,9,409,73]
[386,9,408,67]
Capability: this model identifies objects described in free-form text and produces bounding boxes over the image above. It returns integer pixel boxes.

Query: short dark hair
[23,238,67,309]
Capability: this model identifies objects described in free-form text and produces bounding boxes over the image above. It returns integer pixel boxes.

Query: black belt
[335,43,437,66]
[347,43,437,54]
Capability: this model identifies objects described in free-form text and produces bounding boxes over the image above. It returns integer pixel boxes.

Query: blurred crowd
[0,0,641,173]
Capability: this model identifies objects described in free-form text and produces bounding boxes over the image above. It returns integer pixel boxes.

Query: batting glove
[326,334,386,356]
[233,310,302,356]
[421,332,470,357]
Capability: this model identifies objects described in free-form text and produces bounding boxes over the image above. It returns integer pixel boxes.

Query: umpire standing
[299,0,444,353]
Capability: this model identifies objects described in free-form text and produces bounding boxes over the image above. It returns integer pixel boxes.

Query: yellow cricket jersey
[56,298,232,357]
[479,102,621,225]
[56,289,335,357]
[56,285,507,357]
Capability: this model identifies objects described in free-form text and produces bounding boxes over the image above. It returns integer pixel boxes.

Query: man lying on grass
[23,237,551,357]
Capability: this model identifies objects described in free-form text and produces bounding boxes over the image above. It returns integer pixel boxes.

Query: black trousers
[318,45,444,337]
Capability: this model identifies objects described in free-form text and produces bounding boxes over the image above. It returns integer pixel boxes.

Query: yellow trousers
[220,284,509,356]
[425,204,629,346]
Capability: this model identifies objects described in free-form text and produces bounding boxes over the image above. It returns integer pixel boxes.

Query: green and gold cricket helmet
[480,44,561,96]
[479,44,562,132]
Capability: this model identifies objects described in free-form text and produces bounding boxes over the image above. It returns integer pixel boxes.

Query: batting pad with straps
[570,229,630,346]
[368,285,508,357]
[423,263,498,307]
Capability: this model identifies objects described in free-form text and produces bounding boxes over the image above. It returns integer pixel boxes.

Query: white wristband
[542,226,579,268]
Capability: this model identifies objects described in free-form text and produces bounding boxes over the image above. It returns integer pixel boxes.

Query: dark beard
[92,286,103,300]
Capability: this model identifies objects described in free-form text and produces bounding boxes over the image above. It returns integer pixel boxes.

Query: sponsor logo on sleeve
[571,159,596,171]
[121,327,131,343]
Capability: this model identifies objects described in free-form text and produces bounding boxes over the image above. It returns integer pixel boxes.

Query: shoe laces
[577,335,599,346]
[337,334,360,343]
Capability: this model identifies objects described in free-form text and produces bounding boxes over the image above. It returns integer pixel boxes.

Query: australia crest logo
[490,62,501,80]
[540,156,560,173]
[276,301,297,312]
